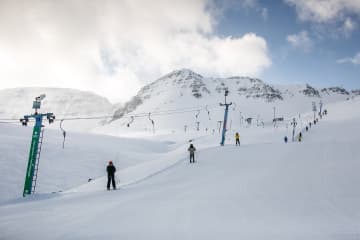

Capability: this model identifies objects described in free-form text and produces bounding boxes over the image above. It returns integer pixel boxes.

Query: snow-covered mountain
[98,69,358,136]
[112,69,357,119]
[0,87,115,131]
[1,71,358,135]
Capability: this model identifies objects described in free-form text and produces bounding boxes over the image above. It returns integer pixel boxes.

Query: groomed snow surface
[0,98,360,239]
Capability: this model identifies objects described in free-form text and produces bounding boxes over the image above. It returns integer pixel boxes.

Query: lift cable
[0,104,221,125]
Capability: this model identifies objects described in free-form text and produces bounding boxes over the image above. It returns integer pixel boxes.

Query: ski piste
[1,96,360,239]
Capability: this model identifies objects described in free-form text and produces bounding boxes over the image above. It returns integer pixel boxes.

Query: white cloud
[343,17,357,37]
[287,31,313,51]
[337,52,360,65]
[285,0,360,37]
[285,0,360,23]
[0,0,271,102]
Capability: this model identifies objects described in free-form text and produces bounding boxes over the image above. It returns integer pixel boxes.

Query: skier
[298,132,302,142]
[235,132,240,146]
[284,136,288,143]
[188,144,196,163]
[305,126,309,132]
[309,122,312,128]
[106,161,116,190]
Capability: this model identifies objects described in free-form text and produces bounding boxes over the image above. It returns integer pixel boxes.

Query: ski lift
[47,113,55,124]
[205,105,211,120]
[60,119,66,149]
[195,109,200,120]
[148,113,155,134]
[20,117,29,126]
[246,117,252,125]
[217,120,222,133]
[291,118,298,141]
[127,116,134,127]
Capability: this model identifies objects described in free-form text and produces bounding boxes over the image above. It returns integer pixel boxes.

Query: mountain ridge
[111,69,359,123]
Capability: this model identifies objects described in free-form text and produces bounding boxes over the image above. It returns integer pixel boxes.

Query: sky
[0,0,359,103]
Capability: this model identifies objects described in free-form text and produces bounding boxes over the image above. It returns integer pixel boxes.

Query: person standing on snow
[298,132,302,142]
[106,161,116,190]
[284,136,288,143]
[235,132,240,146]
[188,144,196,163]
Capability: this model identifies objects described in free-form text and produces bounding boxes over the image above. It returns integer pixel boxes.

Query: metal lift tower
[21,94,55,197]
[220,89,232,146]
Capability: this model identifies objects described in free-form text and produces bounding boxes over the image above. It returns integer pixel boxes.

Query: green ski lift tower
[21,94,55,197]
[220,89,232,146]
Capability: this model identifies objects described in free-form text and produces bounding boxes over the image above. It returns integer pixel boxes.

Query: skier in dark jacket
[106,161,116,190]
[284,136,288,143]
[188,144,196,163]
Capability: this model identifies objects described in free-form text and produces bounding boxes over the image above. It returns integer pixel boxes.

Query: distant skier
[188,144,196,163]
[298,132,302,142]
[106,161,116,190]
[284,136,288,143]
[309,122,312,128]
[305,126,309,131]
[235,132,240,146]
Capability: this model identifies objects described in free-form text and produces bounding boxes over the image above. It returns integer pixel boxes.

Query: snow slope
[0,97,359,239]
[0,124,178,204]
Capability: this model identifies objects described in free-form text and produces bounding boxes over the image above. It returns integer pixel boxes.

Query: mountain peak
[162,68,203,80]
